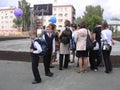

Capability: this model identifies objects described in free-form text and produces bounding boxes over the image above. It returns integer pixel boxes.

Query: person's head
[77,24,81,30]
[64,20,71,27]
[46,24,53,33]
[102,21,109,30]
[80,21,87,28]
[71,24,77,31]
[29,30,37,39]
[49,23,56,31]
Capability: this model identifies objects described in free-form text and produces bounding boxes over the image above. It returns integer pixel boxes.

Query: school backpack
[35,38,48,56]
[60,27,72,44]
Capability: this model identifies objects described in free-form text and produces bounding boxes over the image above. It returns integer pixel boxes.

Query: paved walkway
[0,60,120,90]
[0,39,120,90]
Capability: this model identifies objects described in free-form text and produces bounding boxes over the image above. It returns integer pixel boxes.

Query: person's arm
[33,41,42,54]
[52,38,56,53]
[92,28,96,41]
[112,39,115,45]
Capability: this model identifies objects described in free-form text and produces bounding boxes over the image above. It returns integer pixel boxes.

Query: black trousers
[89,50,100,70]
[43,50,52,74]
[102,46,112,72]
[59,54,70,69]
[31,54,41,82]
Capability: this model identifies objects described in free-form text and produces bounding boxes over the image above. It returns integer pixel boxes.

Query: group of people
[29,19,114,84]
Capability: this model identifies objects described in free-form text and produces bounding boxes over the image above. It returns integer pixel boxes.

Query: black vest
[44,33,53,52]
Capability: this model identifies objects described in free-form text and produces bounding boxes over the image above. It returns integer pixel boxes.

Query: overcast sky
[0,0,120,20]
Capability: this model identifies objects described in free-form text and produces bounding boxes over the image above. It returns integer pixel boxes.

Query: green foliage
[83,5,104,18]
[84,15,103,31]
[13,17,22,30]
[76,5,104,31]
[18,0,31,31]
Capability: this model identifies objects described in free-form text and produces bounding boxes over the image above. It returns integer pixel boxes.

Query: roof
[107,20,120,25]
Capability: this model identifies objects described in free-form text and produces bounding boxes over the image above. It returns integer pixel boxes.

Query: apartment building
[0,6,16,30]
[0,5,75,30]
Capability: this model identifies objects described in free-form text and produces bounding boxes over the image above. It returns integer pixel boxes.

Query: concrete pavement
[0,60,120,90]
[0,39,120,55]
[0,39,120,90]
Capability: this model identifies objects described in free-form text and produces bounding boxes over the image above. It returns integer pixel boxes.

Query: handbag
[86,30,93,50]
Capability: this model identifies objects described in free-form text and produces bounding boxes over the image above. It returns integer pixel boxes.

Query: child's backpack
[35,38,48,56]
[60,27,72,44]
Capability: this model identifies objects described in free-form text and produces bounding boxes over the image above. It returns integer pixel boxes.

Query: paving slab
[0,60,120,90]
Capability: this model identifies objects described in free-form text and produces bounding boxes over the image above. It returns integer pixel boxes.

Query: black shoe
[45,72,54,77]
[59,68,62,70]
[63,66,68,69]
[50,66,55,68]
[105,71,110,74]
[32,80,41,84]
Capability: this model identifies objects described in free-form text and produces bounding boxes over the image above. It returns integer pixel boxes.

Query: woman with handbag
[101,21,114,74]
[75,21,91,73]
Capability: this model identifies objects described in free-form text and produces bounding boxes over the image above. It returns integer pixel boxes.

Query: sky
[0,0,120,20]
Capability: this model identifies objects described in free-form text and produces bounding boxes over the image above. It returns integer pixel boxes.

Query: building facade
[40,5,76,30]
[0,7,16,30]
[0,5,75,30]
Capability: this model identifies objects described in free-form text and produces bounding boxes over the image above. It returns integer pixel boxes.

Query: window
[58,13,63,17]
[1,16,3,19]
[59,8,63,11]
[5,21,8,23]
[10,11,13,13]
[1,21,3,23]
[65,8,67,11]
[10,16,13,18]
[65,13,68,17]
[53,14,56,17]
[54,8,56,11]
[2,26,4,29]
[58,19,63,22]
[5,16,8,19]
[58,25,62,28]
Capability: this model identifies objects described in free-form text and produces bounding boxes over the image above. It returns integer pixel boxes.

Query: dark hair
[71,24,77,29]
[80,21,87,28]
[64,20,71,27]
[49,23,56,30]
[96,21,101,25]
[102,21,108,29]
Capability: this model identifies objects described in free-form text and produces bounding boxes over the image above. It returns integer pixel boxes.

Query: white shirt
[32,39,42,54]
[42,33,56,53]
[101,29,112,46]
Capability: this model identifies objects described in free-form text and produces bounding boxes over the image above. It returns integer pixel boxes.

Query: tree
[75,17,83,24]
[84,15,103,31]
[13,17,22,30]
[83,5,104,18]
[18,0,31,31]
[76,5,104,31]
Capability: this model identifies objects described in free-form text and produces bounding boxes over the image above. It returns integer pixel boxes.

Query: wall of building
[0,7,16,30]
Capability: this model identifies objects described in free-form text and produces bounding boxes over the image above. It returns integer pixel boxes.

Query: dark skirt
[76,50,88,58]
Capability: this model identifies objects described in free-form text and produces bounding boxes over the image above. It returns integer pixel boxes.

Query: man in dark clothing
[89,22,102,71]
